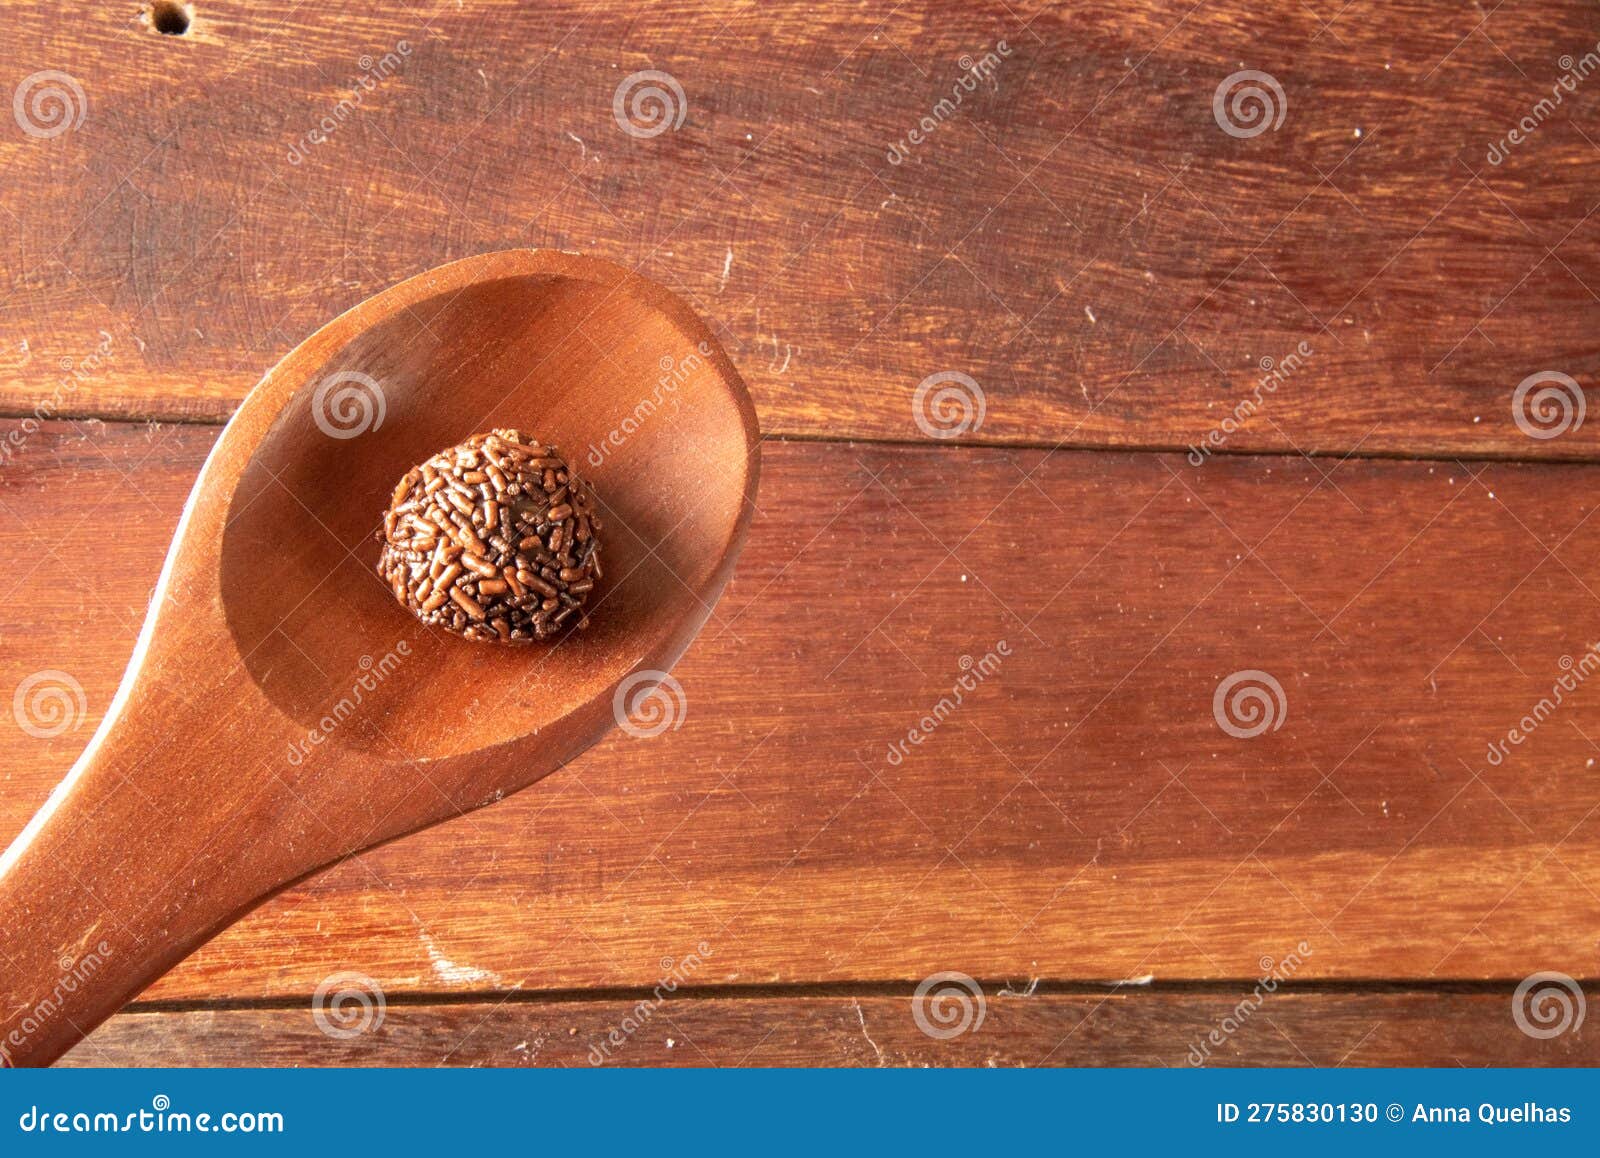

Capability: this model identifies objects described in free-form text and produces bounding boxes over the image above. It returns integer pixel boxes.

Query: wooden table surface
[3,0,1598,1066]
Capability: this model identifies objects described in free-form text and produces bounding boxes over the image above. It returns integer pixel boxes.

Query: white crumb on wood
[420,931,503,986]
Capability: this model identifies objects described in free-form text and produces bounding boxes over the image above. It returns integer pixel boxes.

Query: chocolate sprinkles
[376,429,603,642]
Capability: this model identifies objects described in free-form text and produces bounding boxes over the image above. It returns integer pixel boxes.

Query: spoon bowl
[222,253,755,757]
[0,250,759,1066]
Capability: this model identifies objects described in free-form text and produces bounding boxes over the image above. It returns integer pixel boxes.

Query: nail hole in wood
[149,1,192,35]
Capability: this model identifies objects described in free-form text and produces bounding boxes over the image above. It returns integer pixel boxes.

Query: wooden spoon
[0,250,760,1066]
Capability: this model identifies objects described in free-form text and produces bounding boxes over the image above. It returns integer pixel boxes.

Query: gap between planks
[10,408,1600,470]
[123,977,1575,1014]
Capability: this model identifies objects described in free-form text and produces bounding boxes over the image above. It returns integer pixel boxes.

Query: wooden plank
[5,418,1600,1000]
[2,2,1599,456]
[60,990,1599,1067]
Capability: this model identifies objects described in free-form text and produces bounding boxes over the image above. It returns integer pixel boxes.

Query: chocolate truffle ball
[377,429,603,642]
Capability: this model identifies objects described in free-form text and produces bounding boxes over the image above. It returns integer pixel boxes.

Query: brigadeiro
[376,429,603,642]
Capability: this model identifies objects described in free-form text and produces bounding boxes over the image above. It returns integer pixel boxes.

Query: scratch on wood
[852,998,885,1066]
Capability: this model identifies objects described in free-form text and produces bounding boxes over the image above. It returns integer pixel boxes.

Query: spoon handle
[0,671,312,1067]
[0,768,163,1068]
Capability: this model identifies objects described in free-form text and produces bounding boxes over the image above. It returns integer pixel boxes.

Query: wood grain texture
[5,418,1600,1007]
[3,1,1600,456]
[58,990,1598,1068]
